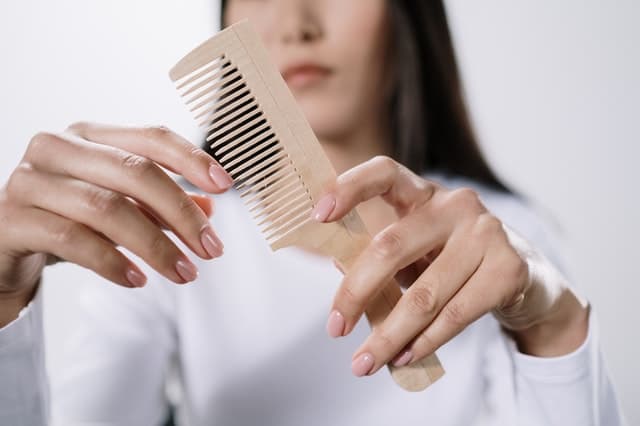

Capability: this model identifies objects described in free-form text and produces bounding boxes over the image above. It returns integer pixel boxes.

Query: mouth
[281,63,332,89]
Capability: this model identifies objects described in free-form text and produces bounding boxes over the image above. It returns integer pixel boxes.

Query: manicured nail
[126,267,147,288]
[351,353,375,377]
[392,350,413,367]
[176,259,199,282]
[209,164,233,190]
[311,194,336,222]
[201,226,223,258]
[326,310,345,338]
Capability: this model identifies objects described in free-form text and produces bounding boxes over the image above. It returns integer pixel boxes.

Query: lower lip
[285,69,330,89]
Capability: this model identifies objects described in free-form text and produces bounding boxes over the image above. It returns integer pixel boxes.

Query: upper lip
[281,62,332,82]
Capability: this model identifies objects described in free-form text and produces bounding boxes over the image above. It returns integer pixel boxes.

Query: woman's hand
[312,156,589,377]
[0,123,233,326]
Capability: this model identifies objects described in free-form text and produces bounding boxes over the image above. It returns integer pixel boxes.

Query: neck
[320,120,390,175]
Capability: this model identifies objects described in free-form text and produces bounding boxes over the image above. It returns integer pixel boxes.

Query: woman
[0,0,624,424]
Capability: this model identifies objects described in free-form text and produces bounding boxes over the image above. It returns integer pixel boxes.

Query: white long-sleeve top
[0,176,626,426]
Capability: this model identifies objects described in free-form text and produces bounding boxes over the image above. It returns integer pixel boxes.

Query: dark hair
[215,0,511,193]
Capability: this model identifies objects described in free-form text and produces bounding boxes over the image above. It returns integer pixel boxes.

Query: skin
[225,0,589,377]
[0,123,232,326]
[0,0,588,383]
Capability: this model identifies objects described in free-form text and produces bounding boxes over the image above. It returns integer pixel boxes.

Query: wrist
[510,289,589,357]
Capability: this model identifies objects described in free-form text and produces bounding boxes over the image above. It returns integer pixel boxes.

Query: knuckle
[442,302,467,327]
[338,284,365,310]
[372,155,397,172]
[65,121,90,135]
[86,188,126,216]
[148,232,172,259]
[143,125,174,141]
[474,213,502,238]
[450,187,481,209]
[414,330,439,354]
[407,285,439,317]
[187,144,210,162]
[27,132,59,157]
[451,188,480,205]
[177,192,201,218]
[50,221,82,246]
[371,229,403,260]
[119,153,156,179]
[374,330,396,351]
[5,163,33,199]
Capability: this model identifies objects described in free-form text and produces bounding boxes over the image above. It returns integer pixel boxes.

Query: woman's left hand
[312,156,589,377]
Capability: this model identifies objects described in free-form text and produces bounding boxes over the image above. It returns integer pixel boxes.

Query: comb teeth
[172,49,314,244]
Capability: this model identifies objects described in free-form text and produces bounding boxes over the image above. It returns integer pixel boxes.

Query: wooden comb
[169,20,444,391]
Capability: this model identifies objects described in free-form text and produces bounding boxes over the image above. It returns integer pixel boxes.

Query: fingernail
[176,259,199,282]
[326,310,345,338]
[126,267,147,288]
[351,353,375,377]
[311,194,336,222]
[392,349,413,367]
[201,226,223,258]
[209,164,233,190]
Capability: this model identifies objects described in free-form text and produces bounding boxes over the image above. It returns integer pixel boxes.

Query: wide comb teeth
[171,38,315,246]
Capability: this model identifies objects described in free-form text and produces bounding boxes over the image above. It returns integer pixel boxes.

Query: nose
[271,0,323,45]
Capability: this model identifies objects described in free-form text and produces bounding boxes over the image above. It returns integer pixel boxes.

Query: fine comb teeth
[170,20,445,392]
[170,21,333,250]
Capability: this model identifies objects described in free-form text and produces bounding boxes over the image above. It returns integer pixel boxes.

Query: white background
[0,1,638,423]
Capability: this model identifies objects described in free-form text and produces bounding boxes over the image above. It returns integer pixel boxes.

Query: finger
[23,134,223,260]
[4,206,147,288]
[330,209,451,337]
[190,193,215,217]
[350,220,488,376]
[311,156,438,222]
[134,193,214,230]
[403,245,525,365]
[66,122,233,193]
[8,168,200,284]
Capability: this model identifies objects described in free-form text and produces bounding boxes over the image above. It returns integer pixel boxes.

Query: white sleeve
[0,286,49,426]
[49,274,176,426]
[509,310,626,426]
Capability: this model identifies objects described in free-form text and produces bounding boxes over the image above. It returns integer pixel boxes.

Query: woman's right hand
[0,122,233,326]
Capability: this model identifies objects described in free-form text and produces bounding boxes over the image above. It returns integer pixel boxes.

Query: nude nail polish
[351,353,375,377]
[326,310,345,338]
[311,195,336,222]
[392,350,413,367]
[176,259,199,282]
[126,268,147,288]
[209,164,233,190]
[201,226,223,258]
